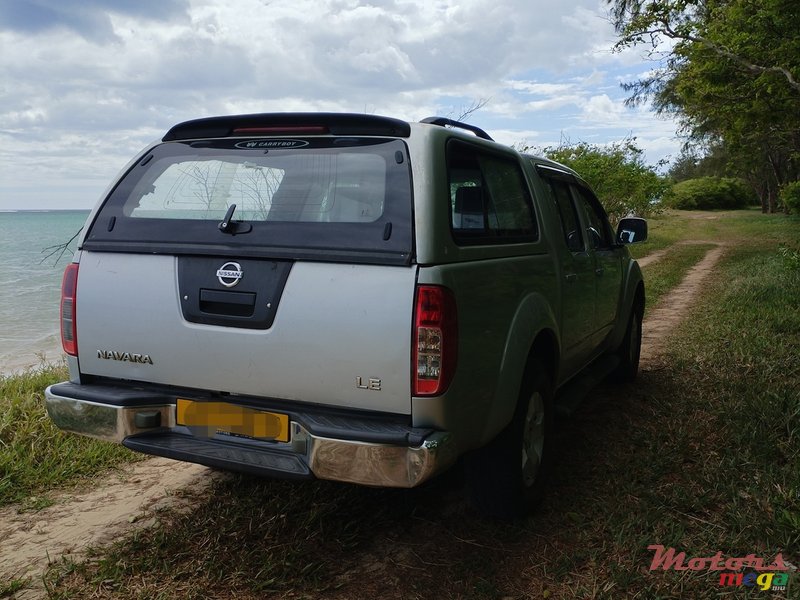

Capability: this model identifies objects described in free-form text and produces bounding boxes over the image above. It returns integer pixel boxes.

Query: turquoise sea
[0,210,90,375]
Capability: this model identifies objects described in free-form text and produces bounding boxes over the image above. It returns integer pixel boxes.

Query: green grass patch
[626,210,694,259]
[627,207,785,260]
[42,210,800,599]
[0,365,142,508]
[667,245,800,551]
[0,577,29,598]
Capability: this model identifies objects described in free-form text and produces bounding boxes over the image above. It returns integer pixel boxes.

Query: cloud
[506,80,578,96]
[0,0,190,41]
[580,93,626,123]
[0,0,680,209]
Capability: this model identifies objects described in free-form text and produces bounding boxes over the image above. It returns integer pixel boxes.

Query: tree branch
[455,98,491,121]
[40,227,82,265]
[658,22,800,92]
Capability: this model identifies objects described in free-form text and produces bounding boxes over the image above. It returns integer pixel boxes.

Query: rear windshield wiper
[218,204,252,235]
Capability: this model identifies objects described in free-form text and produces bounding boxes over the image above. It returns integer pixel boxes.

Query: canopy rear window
[83,138,413,265]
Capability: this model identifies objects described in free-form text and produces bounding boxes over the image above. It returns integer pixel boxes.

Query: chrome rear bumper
[44,384,456,488]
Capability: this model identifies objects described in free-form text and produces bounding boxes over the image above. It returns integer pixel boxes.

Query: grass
[626,210,695,259]
[668,243,800,546]
[25,209,800,598]
[627,207,782,260]
[0,577,28,598]
[0,364,142,508]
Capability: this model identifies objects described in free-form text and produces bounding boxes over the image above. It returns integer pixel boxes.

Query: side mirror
[616,217,648,244]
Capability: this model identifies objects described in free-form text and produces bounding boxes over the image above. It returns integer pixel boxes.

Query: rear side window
[83,138,413,265]
[447,141,537,244]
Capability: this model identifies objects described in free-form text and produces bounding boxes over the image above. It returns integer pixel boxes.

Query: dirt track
[639,242,726,365]
[0,460,226,596]
[0,242,726,598]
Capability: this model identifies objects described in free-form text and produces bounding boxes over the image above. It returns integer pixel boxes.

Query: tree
[607,0,800,213]
[667,143,730,181]
[609,0,800,94]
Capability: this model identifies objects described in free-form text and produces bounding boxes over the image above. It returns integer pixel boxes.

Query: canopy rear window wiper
[218,204,252,235]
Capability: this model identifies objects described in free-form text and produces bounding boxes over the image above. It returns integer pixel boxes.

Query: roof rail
[419,116,494,141]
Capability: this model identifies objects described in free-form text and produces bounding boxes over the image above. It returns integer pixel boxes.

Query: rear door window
[541,177,584,252]
[572,186,614,250]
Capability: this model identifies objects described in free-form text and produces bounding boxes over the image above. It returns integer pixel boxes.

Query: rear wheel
[464,360,554,519]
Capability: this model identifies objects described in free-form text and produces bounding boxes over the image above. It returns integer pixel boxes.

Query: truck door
[571,185,624,345]
[539,175,596,372]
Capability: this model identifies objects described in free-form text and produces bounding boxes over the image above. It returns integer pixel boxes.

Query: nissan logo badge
[216,262,243,287]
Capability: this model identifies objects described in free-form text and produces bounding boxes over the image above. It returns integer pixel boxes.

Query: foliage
[780,180,800,213]
[608,0,800,213]
[664,176,754,210]
[541,139,668,223]
[667,142,730,182]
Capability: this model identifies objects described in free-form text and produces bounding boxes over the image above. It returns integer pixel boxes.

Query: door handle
[595,268,604,276]
[565,273,577,283]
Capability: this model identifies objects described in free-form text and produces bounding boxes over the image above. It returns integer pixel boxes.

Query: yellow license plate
[176,399,289,442]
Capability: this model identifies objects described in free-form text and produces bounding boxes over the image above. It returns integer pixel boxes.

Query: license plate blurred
[176,399,289,442]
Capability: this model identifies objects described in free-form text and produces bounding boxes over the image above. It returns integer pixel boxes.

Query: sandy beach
[0,342,65,378]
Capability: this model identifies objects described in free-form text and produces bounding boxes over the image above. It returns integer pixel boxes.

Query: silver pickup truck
[45,113,646,518]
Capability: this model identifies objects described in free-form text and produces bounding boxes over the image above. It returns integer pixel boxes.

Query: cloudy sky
[0,0,679,210]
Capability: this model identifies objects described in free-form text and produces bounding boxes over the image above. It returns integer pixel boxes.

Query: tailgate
[76,252,416,414]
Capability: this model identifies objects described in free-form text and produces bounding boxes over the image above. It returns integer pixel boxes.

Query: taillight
[232,126,329,135]
[413,285,457,396]
[60,263,79,356]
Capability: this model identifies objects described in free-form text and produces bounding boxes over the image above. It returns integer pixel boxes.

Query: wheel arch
[476,306,560,447]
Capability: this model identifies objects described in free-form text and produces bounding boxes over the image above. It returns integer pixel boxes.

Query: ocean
[0,210,90,375]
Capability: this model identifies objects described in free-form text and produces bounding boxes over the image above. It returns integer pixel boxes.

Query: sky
[0,0,680,210]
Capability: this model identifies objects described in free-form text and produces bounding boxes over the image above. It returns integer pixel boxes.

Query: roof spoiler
[163,113,412,141]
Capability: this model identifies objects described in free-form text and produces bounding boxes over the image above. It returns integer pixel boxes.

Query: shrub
[664,177,754,210]
[780,181,800,213]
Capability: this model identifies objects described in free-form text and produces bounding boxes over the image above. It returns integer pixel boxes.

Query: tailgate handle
[199,289,256,317]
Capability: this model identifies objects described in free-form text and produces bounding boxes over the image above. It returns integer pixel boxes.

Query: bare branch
[455,98,491,122]
[40,227,82,265]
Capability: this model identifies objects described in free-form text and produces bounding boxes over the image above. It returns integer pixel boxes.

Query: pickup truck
[45,113,647,518]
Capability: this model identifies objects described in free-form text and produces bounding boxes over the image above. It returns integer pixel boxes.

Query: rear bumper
[44,382,456,488]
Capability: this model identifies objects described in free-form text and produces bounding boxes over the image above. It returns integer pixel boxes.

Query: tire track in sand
[639,242,726,366]
[0,459,226,598]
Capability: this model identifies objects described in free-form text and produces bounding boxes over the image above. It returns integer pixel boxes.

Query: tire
[610,302,643,383]
[464,360,555,519]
